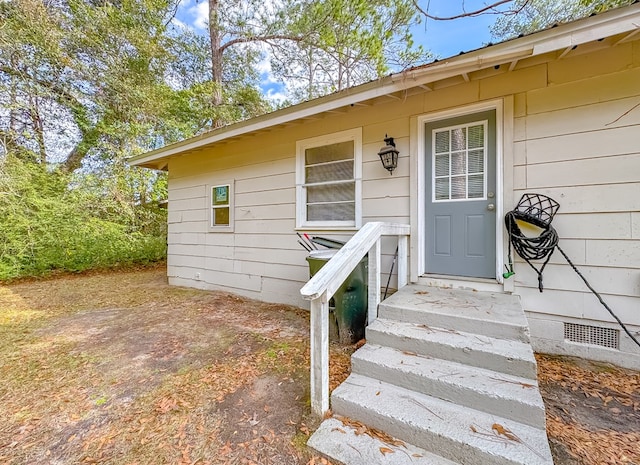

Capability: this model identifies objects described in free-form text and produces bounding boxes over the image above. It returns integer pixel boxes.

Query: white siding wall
[166,100,417,307]
[166,37,640,367]
[511,41,640,368]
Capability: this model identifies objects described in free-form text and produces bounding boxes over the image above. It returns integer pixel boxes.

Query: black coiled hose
[505,210,558,292]
[505,195,640,349]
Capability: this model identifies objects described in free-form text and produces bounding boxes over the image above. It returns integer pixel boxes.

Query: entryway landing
[381,284,531,343]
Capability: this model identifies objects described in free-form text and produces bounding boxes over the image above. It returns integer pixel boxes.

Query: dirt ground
[1,266,638,465]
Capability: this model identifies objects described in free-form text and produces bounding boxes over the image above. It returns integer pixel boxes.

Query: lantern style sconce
[377,134,399,174]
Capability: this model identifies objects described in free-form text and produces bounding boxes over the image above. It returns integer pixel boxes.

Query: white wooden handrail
[300,222,410,416]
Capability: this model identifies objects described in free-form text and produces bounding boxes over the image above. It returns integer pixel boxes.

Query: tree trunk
[208,0,224,128]
[62,127,100,173]
[30,96,46,164]
[4,54,23,156]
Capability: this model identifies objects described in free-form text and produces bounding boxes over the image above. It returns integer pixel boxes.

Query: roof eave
[129,3,640,169]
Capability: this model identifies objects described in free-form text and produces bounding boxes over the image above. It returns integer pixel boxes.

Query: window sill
[295,226,359,232]
[208,227,234,233]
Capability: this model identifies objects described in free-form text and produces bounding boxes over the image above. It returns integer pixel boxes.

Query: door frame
[410,98,512,286]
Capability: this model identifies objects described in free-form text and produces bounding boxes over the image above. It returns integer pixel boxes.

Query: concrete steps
[367,318,538,379]
[351,343,546,428]
[308,284,554,465]
[331,374,552,465]
[308,417,459,465]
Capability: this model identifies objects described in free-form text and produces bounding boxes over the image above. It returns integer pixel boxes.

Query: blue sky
[414,2,498,58]
[173,0,500,100]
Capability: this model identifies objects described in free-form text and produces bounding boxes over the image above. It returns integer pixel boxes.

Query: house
[130,3,640,378]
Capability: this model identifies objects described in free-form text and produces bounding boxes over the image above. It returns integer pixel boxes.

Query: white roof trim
[130,3,640,168]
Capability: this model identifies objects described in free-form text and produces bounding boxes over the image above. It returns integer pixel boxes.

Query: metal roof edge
[129,3,640,167]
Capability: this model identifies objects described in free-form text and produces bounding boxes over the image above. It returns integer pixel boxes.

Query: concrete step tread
[351,343,546,427]
[381,284,527,328]
[368,318,534,357]
[332,373,553,465]
[308,417,460,465]
[367,318,536,372]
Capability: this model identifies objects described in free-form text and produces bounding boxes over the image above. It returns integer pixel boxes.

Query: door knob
[487,203,495,211]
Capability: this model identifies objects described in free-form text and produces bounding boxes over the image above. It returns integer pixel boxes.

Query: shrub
[0,156,166,280]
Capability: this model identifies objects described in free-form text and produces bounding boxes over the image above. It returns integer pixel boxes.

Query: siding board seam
[522,122,640,143]
[526,92,640,116]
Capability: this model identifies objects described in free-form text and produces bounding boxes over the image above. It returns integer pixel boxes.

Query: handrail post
[301,223,411,418]
[398,234,408,289]
[310,291,330,416]
[368,238,381,325]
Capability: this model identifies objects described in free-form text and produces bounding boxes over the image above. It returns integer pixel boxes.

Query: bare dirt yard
[1,266,638,465]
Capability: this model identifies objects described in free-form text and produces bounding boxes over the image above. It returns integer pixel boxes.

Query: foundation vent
[564,322,619,349]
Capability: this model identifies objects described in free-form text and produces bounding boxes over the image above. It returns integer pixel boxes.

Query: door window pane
[435,154,449,176]
[432,121,487,202]
[468,175,484,198]
[468,150,484,174]
[451,176,466,199]
[451,128,466,151]
[435,178,449,200]
[451,152,466,176]
[468,124,484,149]
[435,131,449,153]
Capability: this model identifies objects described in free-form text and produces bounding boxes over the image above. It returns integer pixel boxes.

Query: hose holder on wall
[504,193,560,292]
[504,193,640,349]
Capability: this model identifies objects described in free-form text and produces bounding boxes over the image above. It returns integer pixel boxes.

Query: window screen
[433,121,487,202]
[304,140,355,222]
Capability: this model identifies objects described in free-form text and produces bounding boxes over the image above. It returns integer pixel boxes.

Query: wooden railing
[300,222,410,416]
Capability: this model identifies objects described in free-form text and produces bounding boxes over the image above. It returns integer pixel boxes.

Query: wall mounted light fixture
[377,134,399,174]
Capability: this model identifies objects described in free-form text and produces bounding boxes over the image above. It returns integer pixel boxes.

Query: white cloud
[189,1,210,31]
[256,51,287,103]
[265,87,287,104]
[255,53,272,75]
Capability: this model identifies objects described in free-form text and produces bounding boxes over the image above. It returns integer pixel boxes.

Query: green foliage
[580,0,635,12]
[0,0,230,171]
[0,155,166,280]
[490,0,634,40]
[272,0,427,101]
[0,0,425,280]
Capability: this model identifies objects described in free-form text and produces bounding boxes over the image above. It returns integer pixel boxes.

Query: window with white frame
[432,120,487,202]
[296,128,362,228]
[209,183,233,231]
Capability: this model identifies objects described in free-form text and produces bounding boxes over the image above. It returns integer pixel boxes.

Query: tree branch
[219,33,306,54]
[0,65,98,172]
[412,0,529,20]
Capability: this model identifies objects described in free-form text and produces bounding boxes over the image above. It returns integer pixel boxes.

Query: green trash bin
[306,249,368,344]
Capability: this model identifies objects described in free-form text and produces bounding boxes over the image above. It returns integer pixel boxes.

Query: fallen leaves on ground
[306,457,333,465]
[0,267,311,465]
[2,268,639,465]
[537,354,640,465]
